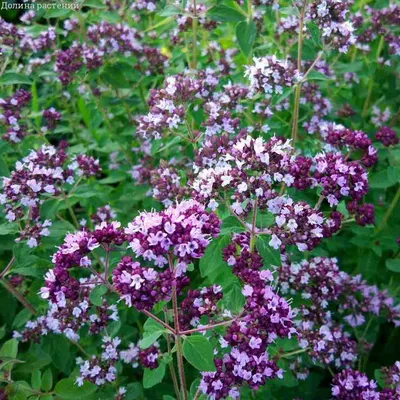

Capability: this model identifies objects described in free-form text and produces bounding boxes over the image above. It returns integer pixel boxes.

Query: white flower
[269,234,282,249]
[237,182,248,193]
[130,274,145,290]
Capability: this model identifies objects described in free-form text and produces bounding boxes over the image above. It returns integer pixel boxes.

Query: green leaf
[306,70,330,81]
[40,199,61,220]
[31,370,41,391]
[44,8,71,18]
[41,369,53,392]
[141,318,166,349]
[0,223,18,235]
[369,169,398,189]
[42,335,71,374]
[236,20,256,57]
[220,216,245,235]
[89,284,107,306]
[256,236,281,267]
[13,308,34,329]
[386,259,400,273]
[0,339,19,372]
[0,72,33,85]
[374,369,385,388]
[140,331,165,350]
[124,382,144,399]
[159,5,181,16]
[223,281,245,313]
[0,325,5,340]
[72,185,99,199]
[84,0,107,8]
[99,171,127,184]
[274,86,295,105]
[334,61,363,73]
[54,378,97,399]
[101,65,130,89]
[143,363,166,389]
[7,381,31,399]
[307,22,321,47]
[207,5,246,22]
[77,97,91,129]
[182,335,216,372]
[199,234,231,278]
[153,136,182,155]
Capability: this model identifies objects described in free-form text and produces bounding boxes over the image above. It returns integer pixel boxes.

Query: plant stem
[0,280,37,315]
[299,51,323,83]
[291,0,307,146]
[168,254,187,400]
[104,248,110,280]
[362,35,384,117]
[69,339,90,357]
[164,309,181,400]
[180,318,237,335]
[314,195,325,210]
[0,256,16,279]
[279,347,309,358]
[193,385,201,400]
[375,185,400,234]
[142,310,176,335]
[249,199,258,252]
[175,335,187,400]
[63,191,80,228]
[191,0,198,70]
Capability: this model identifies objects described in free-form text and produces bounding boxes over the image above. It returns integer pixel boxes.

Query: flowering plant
[0,0,399,400]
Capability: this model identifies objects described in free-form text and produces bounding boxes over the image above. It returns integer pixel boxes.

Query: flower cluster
[356,5,400,56]
[125,199,220,273]
[176,3,218,33]
[87,22,168,75]
[307,0,356,53]
[0,89,31,143]
[245,56,301,97]
[120,341,160,370]
[371,106,391,127]
[279,257,400,370]
[223,233,265,284]
[130,0,156,12]
[149,163,193,207]
[14,277,118,343]
[301,82,332,118]
[200,285,296,399]
[331,369,379,399]
[179,285,223,330]
[266,196,340,252]
[0,143,100,247]
[331,367,400,399]
[139,343,160,369]
[42,107,62,131]
[321,123,378,167]
[0,18,56,53]
[313,152,369,206]
[76,336,120,386]
[298,323,358,368]
[91,205,117,225]
[192,135,313,216]
[136,70,219,139]
[112,256,174,310]
[41,222,126,302]
[380,361,400,389]
[375,127,399,147]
